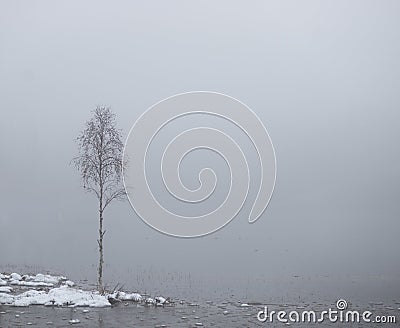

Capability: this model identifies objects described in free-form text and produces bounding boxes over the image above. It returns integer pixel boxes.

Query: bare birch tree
[73,106,126,294]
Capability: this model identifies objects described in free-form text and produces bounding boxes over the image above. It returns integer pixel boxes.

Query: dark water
[0,301,398,327]
[1,264,399,327]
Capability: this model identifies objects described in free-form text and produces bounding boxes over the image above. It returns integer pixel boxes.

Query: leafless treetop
[73,106,126,210]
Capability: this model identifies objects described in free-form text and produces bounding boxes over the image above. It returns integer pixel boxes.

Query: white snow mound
[0,285,111,308]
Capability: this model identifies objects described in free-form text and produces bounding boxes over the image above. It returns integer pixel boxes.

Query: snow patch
[0,285,111,308]
[10,280,54,287]
[4,272,67,287]
[33,273,66,285]
[64,280,75,287]
[0,286,13,293]
[114,291,142,302]
[10,273,22,281]
[0,293,14,304]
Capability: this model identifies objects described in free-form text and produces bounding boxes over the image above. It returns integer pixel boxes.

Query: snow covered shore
[0,285,110,307]
[0,272,68,287]
[0,272,168,308]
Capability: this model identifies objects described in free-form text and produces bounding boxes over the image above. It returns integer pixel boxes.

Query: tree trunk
[98,206,104,294]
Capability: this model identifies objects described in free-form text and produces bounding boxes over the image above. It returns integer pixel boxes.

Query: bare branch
[103,188,126,210]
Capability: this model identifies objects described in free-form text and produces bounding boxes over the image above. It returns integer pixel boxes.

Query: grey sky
[0,1,399,300]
